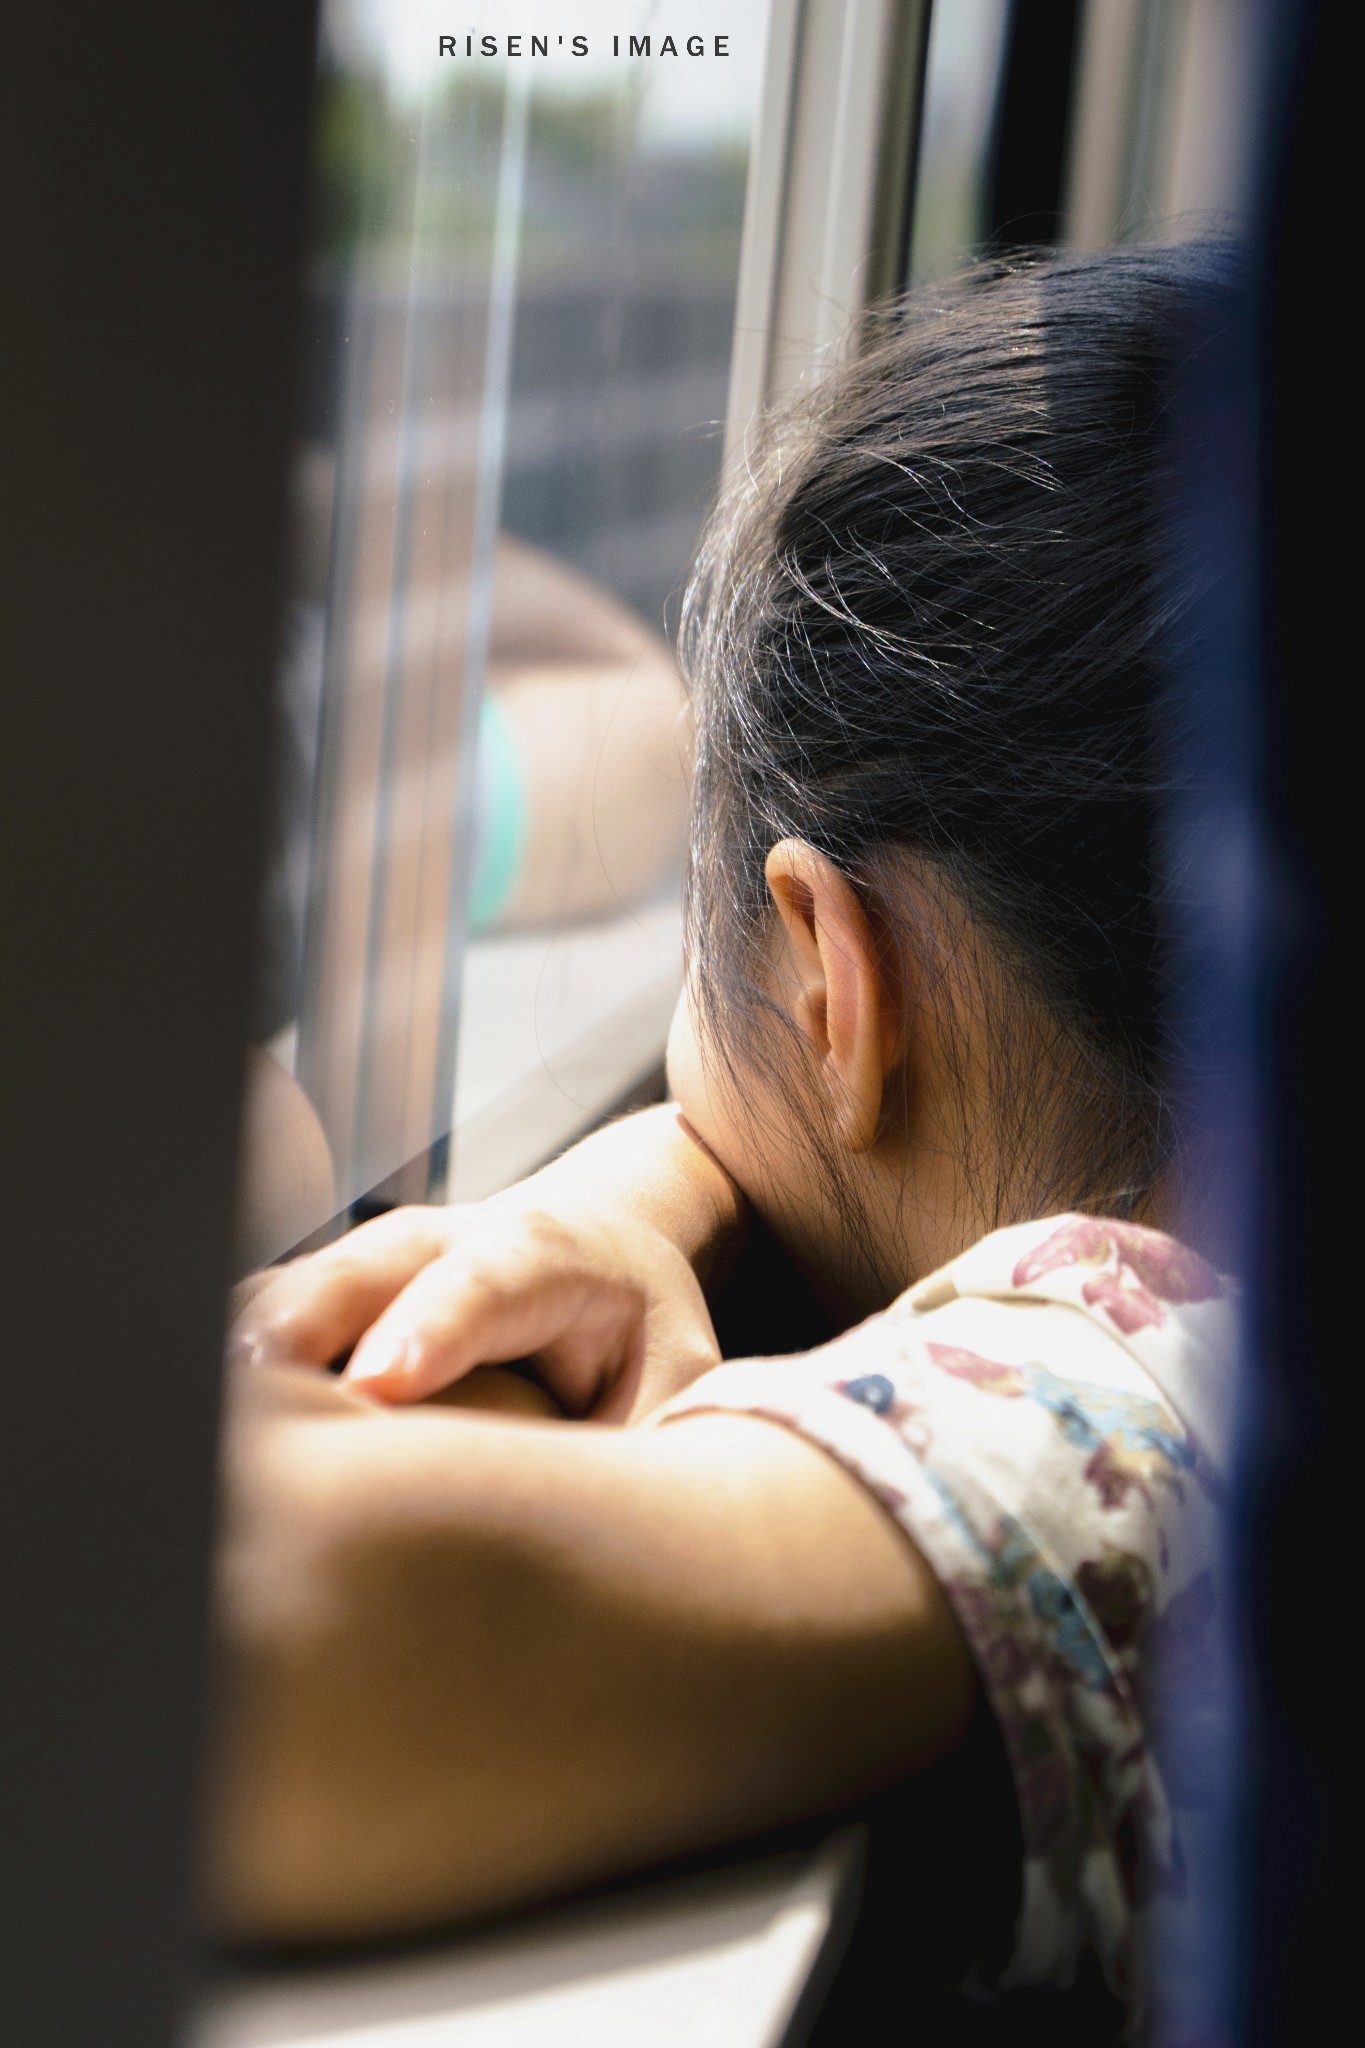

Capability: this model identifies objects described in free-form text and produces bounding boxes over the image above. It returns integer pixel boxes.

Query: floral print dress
[649,1214,1235,2025]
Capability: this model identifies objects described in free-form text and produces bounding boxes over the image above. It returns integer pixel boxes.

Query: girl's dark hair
[683,242,1241,1259]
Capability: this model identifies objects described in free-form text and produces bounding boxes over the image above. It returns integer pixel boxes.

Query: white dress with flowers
[649,1214,1236,2023]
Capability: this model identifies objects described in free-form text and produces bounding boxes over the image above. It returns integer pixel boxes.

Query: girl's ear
[764,839,900,1153]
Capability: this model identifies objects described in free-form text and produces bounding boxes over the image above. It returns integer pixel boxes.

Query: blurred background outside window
[240,1,770,1269]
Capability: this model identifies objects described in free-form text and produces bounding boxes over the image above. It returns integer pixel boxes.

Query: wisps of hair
[681,242,1243,1285]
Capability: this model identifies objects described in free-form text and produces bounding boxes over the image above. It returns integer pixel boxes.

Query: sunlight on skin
[210,1362,974,1942]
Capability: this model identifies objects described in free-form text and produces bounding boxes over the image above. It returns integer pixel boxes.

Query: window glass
[906,0,1012,284]
[450,8,770,1202]
[239,4,771,1269]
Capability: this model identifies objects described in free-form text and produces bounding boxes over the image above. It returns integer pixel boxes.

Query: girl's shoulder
[893,1211,1238,1478]
[658,1211,1236,1499]
[652,1214,1237,2014]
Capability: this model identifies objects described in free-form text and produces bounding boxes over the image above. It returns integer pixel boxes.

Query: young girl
[218,242,1239,2033]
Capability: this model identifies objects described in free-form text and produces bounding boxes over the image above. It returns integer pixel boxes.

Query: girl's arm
[207,1364,976,1942]
[231,1104,748,1419]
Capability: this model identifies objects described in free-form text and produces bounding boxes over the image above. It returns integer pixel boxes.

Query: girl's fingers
[230,1201,710,1421]
[343,1221,641,1413]
[228,1207,459,1372]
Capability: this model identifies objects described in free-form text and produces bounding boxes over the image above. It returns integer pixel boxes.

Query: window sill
[194,1826,862,2048]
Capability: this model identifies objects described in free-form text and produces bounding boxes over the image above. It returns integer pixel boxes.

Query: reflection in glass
[239,5,771,1267]
[450,11,769,1203]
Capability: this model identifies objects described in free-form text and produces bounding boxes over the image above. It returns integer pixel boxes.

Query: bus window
[237,5,771,1267]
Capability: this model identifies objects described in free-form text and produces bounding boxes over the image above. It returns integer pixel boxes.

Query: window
[242,4,771,1265]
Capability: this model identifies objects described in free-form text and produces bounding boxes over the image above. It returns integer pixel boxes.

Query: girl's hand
[228,1105,745,1424]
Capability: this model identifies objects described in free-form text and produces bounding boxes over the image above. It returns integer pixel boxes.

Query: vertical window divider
[432,69,531,1203]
